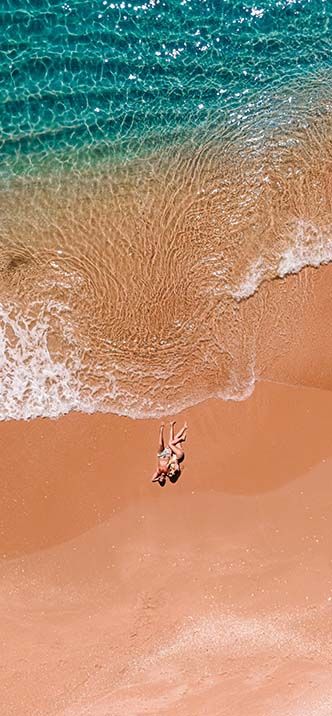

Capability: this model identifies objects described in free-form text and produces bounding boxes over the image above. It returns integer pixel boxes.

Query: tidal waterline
[1,0,332,419]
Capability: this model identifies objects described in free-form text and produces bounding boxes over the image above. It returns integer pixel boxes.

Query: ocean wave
[233,220,332,300]
[0,301,87,421]
[0,280,256,421]
[0,210,330,422]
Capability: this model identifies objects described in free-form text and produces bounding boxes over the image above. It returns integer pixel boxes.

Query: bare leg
[172,436,186,445]
[169,441,185,462]
[169,421,176,443]
[174,423,187,443]
[158,423,165,453]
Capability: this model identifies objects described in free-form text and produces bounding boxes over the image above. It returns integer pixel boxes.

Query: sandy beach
[1,265,332,716]
[2,2,332,713]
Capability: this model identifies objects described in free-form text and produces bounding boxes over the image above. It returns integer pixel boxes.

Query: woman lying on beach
[151,421,187,485]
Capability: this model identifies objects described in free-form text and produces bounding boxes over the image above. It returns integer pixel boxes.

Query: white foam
[0,294,257,421]
[277,219,332,277]
[233,219,332,301]
[7,214,321,423]
[0,301,90,421]
[233,256,267,300]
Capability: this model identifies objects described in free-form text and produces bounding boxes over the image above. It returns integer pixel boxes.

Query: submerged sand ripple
[1,83,332,418]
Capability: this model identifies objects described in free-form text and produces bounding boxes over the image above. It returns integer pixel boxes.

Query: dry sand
[1,265,332,716]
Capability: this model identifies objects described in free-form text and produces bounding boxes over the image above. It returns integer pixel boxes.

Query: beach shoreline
[2,2,332,713]
[1,259,332,714]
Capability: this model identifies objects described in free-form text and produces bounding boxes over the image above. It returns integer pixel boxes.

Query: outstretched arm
[152,468,162,482]
[158,423,165,453]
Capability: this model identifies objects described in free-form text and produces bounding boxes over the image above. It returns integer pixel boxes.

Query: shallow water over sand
[1,2,332,419]
[1,97,332,419]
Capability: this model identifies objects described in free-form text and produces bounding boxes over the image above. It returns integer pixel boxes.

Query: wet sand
[1,265,332,715]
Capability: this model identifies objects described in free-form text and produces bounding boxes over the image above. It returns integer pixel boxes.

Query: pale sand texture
[1,380,332,716]
[1,264,332,715]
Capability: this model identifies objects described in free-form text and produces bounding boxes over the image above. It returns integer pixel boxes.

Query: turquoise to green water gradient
[1,0,332,172]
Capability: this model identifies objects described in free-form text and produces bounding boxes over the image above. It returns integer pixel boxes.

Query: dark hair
[168,467,181,484]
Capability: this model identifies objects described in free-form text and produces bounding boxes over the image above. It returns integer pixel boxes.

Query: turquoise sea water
[1,0,332,170]
[1,0,332,421]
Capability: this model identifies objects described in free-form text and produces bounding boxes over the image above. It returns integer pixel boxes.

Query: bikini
[157,447,178,476]
[157,447,172,459]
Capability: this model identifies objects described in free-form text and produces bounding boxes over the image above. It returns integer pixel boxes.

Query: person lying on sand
[151,421,187,485]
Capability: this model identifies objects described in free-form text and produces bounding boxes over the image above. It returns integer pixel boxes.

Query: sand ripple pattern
[1,0,332,418]
[1,81,332,419]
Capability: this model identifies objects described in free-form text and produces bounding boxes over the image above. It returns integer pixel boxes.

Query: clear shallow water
[1,0,332,420]
[1,0,332,165]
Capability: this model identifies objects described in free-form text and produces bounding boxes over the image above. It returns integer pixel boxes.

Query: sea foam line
[233,219,332,301]
[0,301,86,421]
